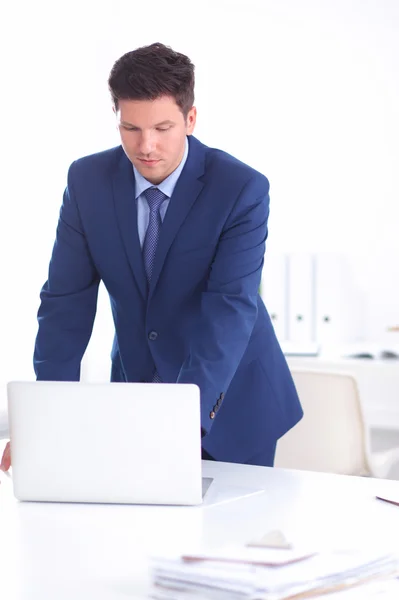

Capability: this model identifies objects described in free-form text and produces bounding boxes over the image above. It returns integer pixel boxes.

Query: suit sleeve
[33,162,100,381]
[177,174,270,434]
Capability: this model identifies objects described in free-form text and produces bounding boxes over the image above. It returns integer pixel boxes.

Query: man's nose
[138,132,155,155]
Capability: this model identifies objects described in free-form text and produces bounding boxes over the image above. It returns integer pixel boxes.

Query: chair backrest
[275,369,371,476]
[0,409,8,440]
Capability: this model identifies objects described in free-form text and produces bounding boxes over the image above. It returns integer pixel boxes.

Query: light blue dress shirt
[132,137,189,247]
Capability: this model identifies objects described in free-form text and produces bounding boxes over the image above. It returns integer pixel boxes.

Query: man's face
[115,96,196,185]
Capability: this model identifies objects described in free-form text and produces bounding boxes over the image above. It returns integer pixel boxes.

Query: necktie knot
[144,187,167,211]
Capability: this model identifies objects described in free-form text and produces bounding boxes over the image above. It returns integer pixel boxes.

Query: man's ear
[186,106,197,135]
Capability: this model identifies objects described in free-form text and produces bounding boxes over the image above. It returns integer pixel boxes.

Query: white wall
[0,0,398,386]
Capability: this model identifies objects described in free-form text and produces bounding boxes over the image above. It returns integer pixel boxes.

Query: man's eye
[156,127,170,132]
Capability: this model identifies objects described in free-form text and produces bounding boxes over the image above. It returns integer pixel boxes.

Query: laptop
[7,381,211,505]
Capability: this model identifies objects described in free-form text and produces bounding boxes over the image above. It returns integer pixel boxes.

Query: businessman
[1,43,302,472]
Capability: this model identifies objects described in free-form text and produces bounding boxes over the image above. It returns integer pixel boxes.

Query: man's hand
[0,442,11,472]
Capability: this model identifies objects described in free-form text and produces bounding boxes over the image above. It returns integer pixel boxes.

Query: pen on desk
[376,495,399,507]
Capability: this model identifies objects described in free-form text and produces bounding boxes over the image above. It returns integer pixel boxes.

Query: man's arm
[34,163,100,381]
[177,174,269,434]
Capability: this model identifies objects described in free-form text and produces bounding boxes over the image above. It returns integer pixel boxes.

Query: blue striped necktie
[143,187,168,282]
[143,187,168,382]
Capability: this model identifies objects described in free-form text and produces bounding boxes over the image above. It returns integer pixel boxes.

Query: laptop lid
[7,381,203,505]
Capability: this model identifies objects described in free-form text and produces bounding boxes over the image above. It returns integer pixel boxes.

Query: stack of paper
[150,546,399,599]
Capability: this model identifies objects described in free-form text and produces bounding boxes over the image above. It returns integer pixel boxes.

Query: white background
[0,0,398,385]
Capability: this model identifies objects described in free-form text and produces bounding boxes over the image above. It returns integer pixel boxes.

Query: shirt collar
[132,137,189,200]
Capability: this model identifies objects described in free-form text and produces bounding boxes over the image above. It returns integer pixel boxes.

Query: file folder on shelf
[284,252,317,355]
[261,253,288,343]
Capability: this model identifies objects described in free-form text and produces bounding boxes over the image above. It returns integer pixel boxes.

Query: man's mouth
[138,158,161,166]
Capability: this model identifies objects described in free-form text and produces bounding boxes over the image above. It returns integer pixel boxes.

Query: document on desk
[181,546,315,566]
[324,578,399,598]
[150,547,399,600]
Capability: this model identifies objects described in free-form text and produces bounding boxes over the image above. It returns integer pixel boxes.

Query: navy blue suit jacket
[34,135,302,464]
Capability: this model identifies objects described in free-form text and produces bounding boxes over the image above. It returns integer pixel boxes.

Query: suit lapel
[149,136,206,298]
[112,148,148,300]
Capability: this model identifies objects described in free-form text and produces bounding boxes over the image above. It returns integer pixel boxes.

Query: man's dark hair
[108,43,195,118]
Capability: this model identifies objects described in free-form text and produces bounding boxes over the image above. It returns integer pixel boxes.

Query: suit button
[219,392,225,400]
[148,331,158,341]
[216,398,222,407]
[214,405,219,412]
[210,411,215,419]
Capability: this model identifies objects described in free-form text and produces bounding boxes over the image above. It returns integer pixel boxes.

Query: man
[1,42,302,472]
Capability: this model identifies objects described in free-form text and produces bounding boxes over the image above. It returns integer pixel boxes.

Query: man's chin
[133,161,168,184]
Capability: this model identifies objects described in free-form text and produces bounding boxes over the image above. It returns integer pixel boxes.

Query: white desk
[287,356,399,430]
[1,461,399,599]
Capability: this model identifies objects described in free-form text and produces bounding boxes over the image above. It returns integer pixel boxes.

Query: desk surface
[1,461,399,599]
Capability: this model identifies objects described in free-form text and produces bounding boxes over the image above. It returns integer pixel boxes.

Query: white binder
[287,252,316,346]
[261,253,288,342]
[315,253,362,350]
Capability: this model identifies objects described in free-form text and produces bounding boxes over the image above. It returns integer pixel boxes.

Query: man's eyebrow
[154,120,175,126]
[120,120,138,128]
[120,120,175,128]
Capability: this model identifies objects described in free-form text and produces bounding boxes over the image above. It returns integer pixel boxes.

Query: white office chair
[275,368,399,478]
[0,410,9,466]
[0,410,8,440]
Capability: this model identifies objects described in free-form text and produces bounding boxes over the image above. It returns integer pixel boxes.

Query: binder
[287,253,316,346]
[314,253,361,350]
[261,253,288,342]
